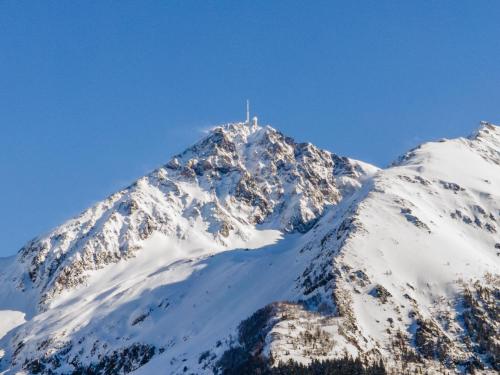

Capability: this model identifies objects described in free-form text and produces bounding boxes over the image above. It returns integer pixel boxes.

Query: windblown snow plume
[0,121,498,374]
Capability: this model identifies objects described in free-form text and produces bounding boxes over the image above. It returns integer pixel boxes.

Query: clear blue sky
[1,1,500,256]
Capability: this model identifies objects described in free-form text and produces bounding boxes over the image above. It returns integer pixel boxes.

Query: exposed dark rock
[414,318,453,364]
[439,180,464,192]
[349,270,371,287]
[485,223,496,233]
[22,339,155,375]
[369,284,392,304]
[398,175,431,186]
[400,208,431,232]
[131,311,150,326]
[73,343,155,375]
[119,199,139,215]
[402,293,417,304]
[219,221,233,237]
[472,205,486,215]
[460,280,500,370]
[166,157,181,170]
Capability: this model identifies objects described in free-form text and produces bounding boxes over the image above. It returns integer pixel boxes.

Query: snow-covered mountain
[0,121,498,374]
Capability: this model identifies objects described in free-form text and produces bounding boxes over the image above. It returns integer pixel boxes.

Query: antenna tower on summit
[246,99,250,124]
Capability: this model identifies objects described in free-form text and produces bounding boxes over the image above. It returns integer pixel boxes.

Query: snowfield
[0,311,25,341]
[0,121,498,374]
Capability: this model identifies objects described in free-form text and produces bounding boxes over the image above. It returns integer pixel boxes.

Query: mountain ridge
[0,121,498,374]
[5,122,377,309]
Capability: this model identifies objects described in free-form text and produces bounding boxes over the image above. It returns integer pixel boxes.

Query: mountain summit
[0,122,498,374]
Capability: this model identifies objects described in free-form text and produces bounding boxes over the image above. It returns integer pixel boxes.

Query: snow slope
[0,121,498,374]
[294,122,500,372]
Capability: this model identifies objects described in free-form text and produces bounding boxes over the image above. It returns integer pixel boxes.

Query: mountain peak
[0,121,499,374]
[10,122,376,309]
[471,120,500,142]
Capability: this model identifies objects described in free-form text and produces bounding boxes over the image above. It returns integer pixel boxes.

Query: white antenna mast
[246,99,250,124]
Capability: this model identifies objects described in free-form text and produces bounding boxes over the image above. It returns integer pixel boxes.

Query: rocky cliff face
[0,122,498,375]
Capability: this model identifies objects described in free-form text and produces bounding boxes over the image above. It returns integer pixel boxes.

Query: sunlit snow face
[1,123,499,375]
